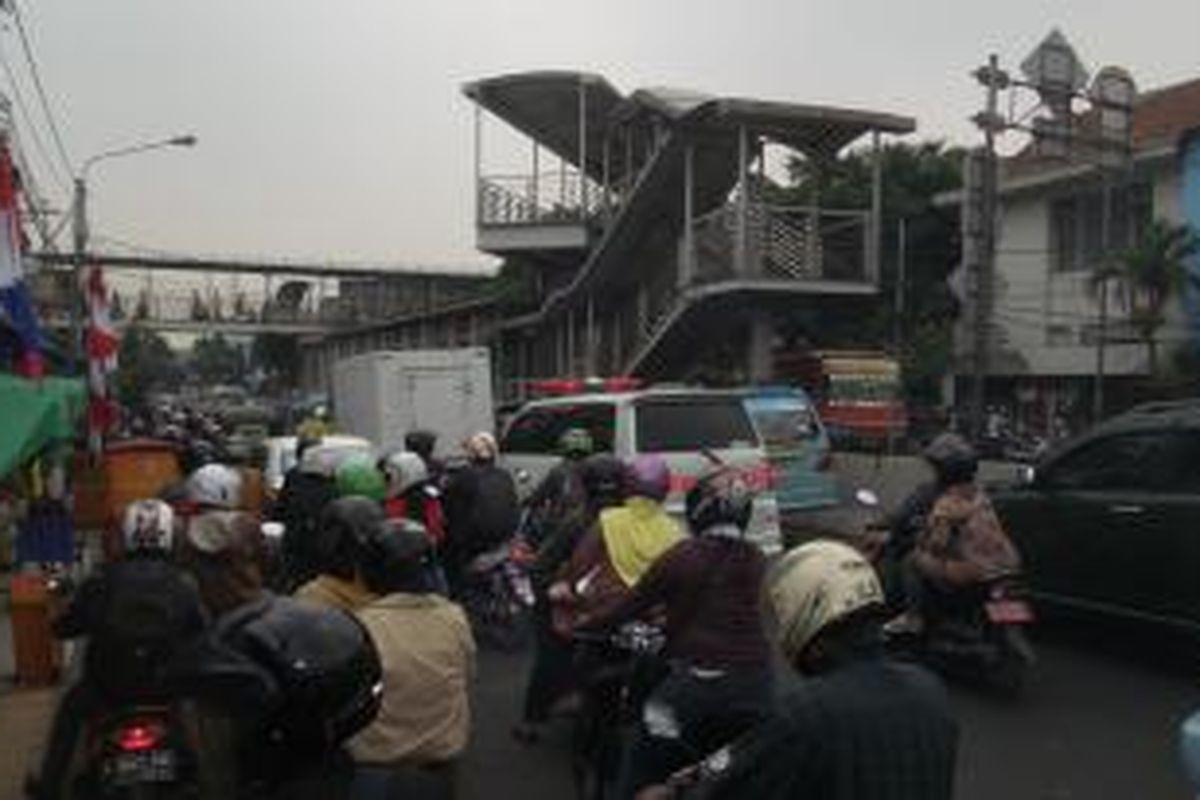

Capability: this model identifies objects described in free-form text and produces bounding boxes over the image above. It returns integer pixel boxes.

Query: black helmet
[404,429,438,460]
[579,454,627,509]
[315,496,386,579]
[685,466,754,535]
[359,519,432,595]
[214,596,383,764]
[923,432,978,485]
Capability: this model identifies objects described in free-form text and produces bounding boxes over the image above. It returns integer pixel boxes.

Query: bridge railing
[690,203,871,285]
[477,169,607,227]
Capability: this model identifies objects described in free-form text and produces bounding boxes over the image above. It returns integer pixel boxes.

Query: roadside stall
[0,373,85,685]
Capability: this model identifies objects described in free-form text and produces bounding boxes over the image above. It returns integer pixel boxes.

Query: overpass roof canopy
[463,70,916,180]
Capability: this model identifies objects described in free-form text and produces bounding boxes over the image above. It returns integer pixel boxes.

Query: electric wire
[9,0,72,177]
[0,45,69,194]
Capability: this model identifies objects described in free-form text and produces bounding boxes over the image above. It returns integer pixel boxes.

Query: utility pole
[1094,169,1112,422]
[969,54,1005,440]
[893,216,907,359]
[71,177,87,374]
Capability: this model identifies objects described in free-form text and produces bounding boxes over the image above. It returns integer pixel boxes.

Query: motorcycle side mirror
[261,521,285,541]
[854,488,881,509]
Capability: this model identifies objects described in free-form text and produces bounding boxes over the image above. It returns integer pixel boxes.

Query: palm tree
[1116,219,1200,373]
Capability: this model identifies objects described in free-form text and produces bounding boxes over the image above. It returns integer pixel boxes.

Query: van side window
[501,403,616,454]
[635,398,757,453]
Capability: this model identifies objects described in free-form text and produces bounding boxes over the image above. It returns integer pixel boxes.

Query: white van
[500,389,783,553]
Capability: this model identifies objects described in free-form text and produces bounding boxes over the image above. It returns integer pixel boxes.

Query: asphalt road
[3,454,1198,798]
[459,614,1200,800]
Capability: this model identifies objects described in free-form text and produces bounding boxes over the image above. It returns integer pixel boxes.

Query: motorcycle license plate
[985,599,1034,624]
[105,750,177,786]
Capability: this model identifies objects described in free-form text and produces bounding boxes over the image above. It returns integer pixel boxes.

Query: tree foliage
[192,333,246,385]
[1119,219,1200,374]
[116,324,179,408]
[771,140,965,405]
[251,333,301,386]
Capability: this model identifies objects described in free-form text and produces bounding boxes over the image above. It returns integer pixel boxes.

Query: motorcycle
[570,622,667,800]
[71,704,201,799]
[885,573,1037,696]
[460,533,537,652]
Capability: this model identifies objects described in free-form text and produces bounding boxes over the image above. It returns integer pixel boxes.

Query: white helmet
[122,499,175,554]
[187,464,243,510]
[382,451,428,498]
[770,539,884,663]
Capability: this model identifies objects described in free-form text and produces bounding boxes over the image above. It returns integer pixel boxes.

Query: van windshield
[636,397,757,452]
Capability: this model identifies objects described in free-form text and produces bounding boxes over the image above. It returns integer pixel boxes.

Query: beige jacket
[294,575,378,613]
[349,593,476,765]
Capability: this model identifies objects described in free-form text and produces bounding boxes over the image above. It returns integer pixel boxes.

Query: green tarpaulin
[0,373,86,480]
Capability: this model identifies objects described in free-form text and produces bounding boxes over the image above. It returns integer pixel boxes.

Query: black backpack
[210,595,383,758]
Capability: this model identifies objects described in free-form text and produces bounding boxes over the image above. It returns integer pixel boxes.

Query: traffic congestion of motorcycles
[41,380,1190,800]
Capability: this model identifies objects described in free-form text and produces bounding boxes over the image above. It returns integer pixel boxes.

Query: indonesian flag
[0,139,44,378]
[85,263,119,456]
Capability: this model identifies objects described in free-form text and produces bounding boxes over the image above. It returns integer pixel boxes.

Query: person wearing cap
[639,539,958,800]
[348,519,476,800]
[524,427,593,546]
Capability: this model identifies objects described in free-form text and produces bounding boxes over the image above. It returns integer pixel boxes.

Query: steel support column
[736,126,750,276]
[473,104,482,225]
[748,316,773,384]
[585,296,596,376]
[870,130,883,285]
[578,77,588,218]
[680,143,696,289]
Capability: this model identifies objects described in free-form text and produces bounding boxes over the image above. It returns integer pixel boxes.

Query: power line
[0,46,69,194]
[9,0,72,177]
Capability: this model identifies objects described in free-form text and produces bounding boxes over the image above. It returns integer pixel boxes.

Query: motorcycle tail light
[115,719,166,753]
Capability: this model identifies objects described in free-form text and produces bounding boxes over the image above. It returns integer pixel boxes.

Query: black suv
[992,400,1200,629]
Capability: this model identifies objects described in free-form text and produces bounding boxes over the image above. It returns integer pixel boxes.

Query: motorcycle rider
[442,432,520,594]
[553,454,683,625]
[405,428,446,489]
[889,433,1022,633]
[640,539,958,800]
[176,508,383,799]
[336,454,389,503]
[294,496,387,612]
[348,518,476,800]
[271,435,338,589]
[524,427,593,545]
[513,453,632,745]
[578,464,774,799]
[30,500,209,800]
[382,450,447,547]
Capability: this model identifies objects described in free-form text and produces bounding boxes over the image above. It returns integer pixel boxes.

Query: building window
[1050,182,1151,273]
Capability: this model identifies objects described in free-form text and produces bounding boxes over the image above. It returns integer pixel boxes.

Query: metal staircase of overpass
[466,72,916,395]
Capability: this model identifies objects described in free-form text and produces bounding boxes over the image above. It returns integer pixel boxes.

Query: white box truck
[331,348,494,457]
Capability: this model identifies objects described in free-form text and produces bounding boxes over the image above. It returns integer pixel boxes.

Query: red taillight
[116,720,165,753]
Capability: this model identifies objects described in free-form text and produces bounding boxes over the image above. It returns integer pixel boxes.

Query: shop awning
[0,373,85,480]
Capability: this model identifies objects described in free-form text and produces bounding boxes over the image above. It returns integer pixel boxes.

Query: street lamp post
[69,134,197,373]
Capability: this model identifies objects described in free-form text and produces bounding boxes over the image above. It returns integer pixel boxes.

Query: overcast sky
[7,0,1199,270]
